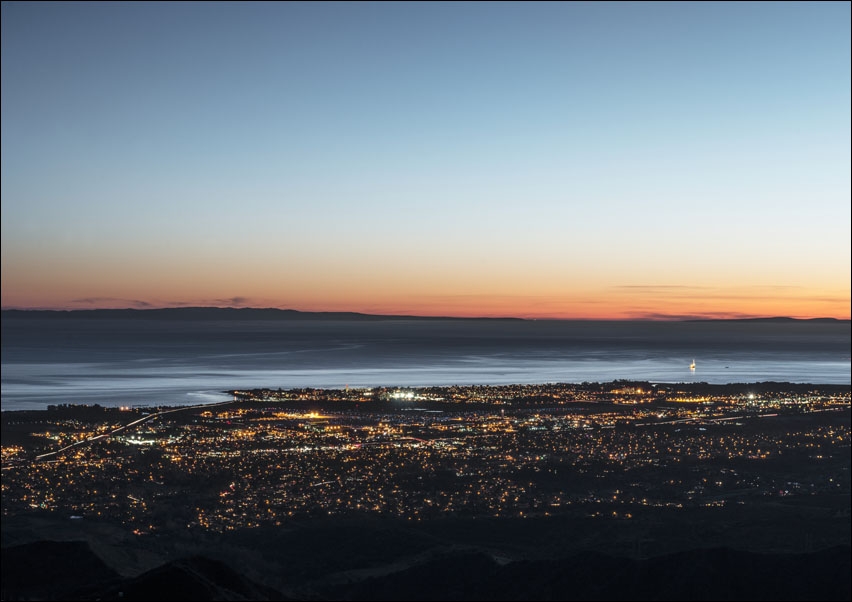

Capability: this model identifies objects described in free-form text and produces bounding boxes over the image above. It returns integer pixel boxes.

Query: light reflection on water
[2,356,849,411]
[2,319,849,410]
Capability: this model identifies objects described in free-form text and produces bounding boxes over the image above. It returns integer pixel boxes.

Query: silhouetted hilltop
[0,307,522,321]
[0,542,287,601]
[2,540,848,601]
[334,546,852,601]
[1,540,120,600]
[85,555,287,601]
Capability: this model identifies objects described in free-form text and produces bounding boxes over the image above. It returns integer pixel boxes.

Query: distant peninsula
[686,316,848,324]
[0,307,524,321]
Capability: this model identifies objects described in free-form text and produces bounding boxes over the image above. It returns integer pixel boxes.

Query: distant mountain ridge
[1,308,847,322]
[0,307,520,321]
[687,316,848,323]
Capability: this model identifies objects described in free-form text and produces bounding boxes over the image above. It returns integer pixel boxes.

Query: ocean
[1,317,849,410]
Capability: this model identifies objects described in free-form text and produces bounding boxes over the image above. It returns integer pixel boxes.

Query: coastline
[3,380,849,414]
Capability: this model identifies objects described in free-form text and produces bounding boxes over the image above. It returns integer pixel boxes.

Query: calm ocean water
[1,318,849,410]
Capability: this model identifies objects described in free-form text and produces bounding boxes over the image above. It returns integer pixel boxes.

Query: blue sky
[2,2,850,318]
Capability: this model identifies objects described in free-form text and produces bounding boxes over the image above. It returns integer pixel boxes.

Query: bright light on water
[2,319,848,410]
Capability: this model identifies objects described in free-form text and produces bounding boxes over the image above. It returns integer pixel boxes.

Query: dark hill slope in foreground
[0,540,120,600]
[332,546,851,601]
[0,542,286,601]
[2,541,849,601]
[86,555,288,601]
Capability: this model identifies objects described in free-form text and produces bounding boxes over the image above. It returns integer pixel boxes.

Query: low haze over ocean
[2,311,849,411]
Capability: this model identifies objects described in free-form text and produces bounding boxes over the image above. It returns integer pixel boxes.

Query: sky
[1,2,850,319]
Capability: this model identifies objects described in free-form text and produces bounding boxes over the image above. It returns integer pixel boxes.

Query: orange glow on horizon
[2,293,849,321]
[2,250,849,320]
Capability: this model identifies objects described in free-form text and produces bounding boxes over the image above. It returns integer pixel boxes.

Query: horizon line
[2,306,849,322]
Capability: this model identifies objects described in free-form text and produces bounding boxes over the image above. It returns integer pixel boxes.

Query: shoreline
[3,379,849,414]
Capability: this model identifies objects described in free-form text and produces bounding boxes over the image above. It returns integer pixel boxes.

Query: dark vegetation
[3,503,850,600]
[2,536,849,601]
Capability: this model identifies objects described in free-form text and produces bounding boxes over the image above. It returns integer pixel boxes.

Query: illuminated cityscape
[4,382,848,534]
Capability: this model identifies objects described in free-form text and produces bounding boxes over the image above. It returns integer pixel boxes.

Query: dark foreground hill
[0,540,120,600]
[83,555,288,601]
[3,540,849,601]
[332,546,852,601]
[0,541,287,601]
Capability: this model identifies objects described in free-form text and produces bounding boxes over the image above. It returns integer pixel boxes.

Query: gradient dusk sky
[1,2,850,319]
